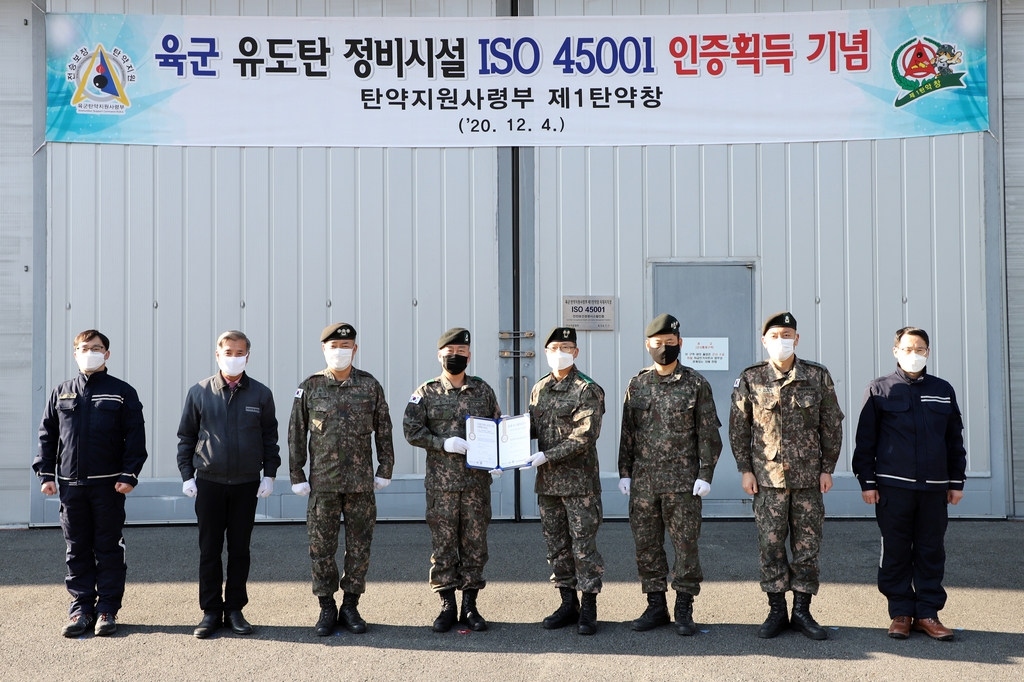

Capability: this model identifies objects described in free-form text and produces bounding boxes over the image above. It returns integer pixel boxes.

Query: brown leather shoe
[887,616,911,639]
[912,617,954,641]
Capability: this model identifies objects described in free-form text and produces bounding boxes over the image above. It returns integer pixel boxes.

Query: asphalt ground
[1,519,1022,681]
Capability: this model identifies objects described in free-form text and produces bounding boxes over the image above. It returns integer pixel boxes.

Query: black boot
[674,592,697,636]
[339,592,367,634]
[631,591,670,631]
[758,592,790,639]
[433,589,458,632]
[460,589,488,632]
[791,591,827,640]
[542,587,580,629]
[315,597,337,637]
[577,592,597,636]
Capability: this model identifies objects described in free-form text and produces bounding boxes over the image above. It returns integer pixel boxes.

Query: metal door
[652,261,755,516]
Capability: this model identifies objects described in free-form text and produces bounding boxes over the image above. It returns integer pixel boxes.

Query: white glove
[256,477,275,498]
[292,482,311,496]
[618,478,631,496]
[443,437,469,454]
[373,477,391,490]
[182,478,198,498]
[488,469,502,478]
[692,479,711,497]
[526,452,547,468]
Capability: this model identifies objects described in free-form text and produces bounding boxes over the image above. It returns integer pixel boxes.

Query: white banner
[46,5,988,147]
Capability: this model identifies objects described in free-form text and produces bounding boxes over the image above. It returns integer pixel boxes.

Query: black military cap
[438,327,471,349]
[321,322,357,343]
[544,326,577,346]
[762,311,797,336]
[645,313,680,337]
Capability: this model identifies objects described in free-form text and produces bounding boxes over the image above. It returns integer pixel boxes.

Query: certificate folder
[465,414,532,470]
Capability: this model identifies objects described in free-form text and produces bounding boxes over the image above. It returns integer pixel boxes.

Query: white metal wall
[37,0,502,523]
[534,0,1000,516]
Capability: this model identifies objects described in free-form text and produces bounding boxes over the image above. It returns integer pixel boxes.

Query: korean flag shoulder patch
[294,388,304,399]
[733,378,741,388]
[409,394,422,404]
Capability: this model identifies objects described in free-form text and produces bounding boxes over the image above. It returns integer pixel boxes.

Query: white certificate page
[498,414,532,469]
[465,417,498,470]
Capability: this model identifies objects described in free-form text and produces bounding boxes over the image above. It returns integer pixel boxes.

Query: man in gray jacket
[177,330,280,639]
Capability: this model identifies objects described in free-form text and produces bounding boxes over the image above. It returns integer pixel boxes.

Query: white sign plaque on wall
[562,297,615,331]
[681,338,729,371]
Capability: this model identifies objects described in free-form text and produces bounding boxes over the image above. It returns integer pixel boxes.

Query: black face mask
[649,343,680,366]
[442,354,469,375]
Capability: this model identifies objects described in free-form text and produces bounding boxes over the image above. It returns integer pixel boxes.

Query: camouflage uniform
[729,357,844,594]
[618,364,723,595]
[529,366,606,594]
[403,375,501,592]
[289,368,394,597]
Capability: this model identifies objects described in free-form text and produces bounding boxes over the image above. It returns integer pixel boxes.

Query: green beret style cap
[762,311,797,336]
[438,327,471,349]
[321,323,357,343]
[544,327,578,346]
[645,313,680,337]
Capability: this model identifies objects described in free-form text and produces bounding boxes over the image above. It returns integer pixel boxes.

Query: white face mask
[217,354,248,377]
[75,351,106,373]
[764,337,795,363]
[325,348,353,371]
[545,349,574,372]
[898,353,928,374]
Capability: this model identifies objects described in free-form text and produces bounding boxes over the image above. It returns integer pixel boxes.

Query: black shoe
[758,592,790,639]
[315,598,337,637]
[193,611,222,639]
[577,592,598,636]
[631,591,671,631]
[432,589,458,632]
[225,610,253,635]
[791,592,827,640]
[460,589,488,632]
[542,587,580,630]
[674,592,697,636]
[339,592,367,634]
[62,613,95,638]
[94,613,117,636]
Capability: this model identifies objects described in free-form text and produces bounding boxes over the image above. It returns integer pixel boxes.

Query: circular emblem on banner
[65,44,136,114]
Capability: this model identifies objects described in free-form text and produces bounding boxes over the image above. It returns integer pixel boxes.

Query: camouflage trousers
[426,487,491,592]
[307,491,376,597]
[629,490,703,595]
[753,486,824,594]
[538,494,605,594]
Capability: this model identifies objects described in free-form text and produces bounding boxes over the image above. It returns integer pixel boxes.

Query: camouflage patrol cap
[645,313,680,337]
[438,327,471,349]
[544,326,577,346]
[321,322,357,343]
[762,311,797,336]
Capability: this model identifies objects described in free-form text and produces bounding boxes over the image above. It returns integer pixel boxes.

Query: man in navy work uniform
[34,330,148,638]
[177,330,280,639]
[853,326,966,642]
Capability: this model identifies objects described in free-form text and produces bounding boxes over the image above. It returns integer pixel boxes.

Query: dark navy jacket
[176,372,280,485]
[34,369,148,487]
[852,366,966,492]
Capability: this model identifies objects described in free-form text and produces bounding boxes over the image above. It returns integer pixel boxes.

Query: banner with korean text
[45,4,988,147]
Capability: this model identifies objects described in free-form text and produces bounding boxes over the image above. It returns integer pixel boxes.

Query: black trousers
[59,483,127,616]
[195,478,260,612]
[875,485,949,619]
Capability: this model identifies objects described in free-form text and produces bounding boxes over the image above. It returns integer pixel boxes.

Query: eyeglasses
[76,345,106,353]
[896,346,929,354]
[545,344,577,353]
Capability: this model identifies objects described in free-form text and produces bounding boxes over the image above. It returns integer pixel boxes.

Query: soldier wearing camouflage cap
[618,314,723,636]
[403,327,501,633]
[288,323,395,637]
[527,326,606,635]
[729,311,844,640]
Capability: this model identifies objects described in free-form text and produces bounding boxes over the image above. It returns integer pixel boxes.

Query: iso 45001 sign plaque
[562,297,615,331]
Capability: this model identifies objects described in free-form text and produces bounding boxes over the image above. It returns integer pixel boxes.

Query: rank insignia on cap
[294,388,303,399]
[563,329,571,339]
[671,320,679,331]
[463,331,469,342]
[409,394,421,404]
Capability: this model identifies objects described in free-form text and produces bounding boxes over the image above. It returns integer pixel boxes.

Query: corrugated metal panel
[40,0,500,522]
[534,0,996,515]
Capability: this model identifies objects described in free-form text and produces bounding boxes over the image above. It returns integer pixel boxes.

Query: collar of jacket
[78,368,109,386]
[646,362,686,383]
[548,365,579,391]
[768,356,809,384]
[318,367,361,385]
[895,364,928,384]
[212,371,249,392]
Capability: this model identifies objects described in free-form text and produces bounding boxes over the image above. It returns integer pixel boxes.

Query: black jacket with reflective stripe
[852,367,967,492]
[34,369,148,486]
